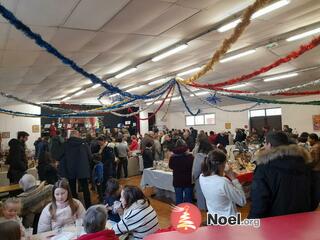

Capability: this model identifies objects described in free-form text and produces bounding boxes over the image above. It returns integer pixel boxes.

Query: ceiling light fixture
[115,67,137,79]
[148,78,167,85]
[152,44,188,62]
[177,67,202,77]
[62,96,71,101]
[74,90,86,96]
[218,0,290,32]
[127,86,142,92]
[263,72,298,82]
[91,84,101,89]
[286,27,320,41]
[225,83,248,89]
[220,49,256,63]
[190,91,210,97]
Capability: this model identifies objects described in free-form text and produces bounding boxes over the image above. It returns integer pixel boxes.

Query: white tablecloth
[140,168,174,192]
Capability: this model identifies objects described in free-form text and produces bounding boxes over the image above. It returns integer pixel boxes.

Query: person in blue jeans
[169,139,194,204]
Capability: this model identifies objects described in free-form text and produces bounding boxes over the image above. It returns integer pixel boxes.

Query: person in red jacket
[78,205,118,240]
[129,135,139,151]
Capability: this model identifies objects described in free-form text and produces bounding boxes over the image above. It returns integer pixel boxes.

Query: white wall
[0,104,41,151]
[139,110,149,136]
[156,95,320,135]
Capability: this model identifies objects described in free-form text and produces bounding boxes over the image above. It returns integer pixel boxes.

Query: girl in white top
[199,150,246,217]
[38,178,86,233]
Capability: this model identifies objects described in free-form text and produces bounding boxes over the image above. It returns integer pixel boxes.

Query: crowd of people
[0,125,319,239]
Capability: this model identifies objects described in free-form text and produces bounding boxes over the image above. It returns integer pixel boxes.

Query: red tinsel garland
[211,87,320,96]
[189,35,320,95]
[128,86,174,121]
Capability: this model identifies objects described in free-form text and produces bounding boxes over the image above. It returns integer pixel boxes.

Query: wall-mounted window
[266,108,282,116]
[250,108,282,118]
[186,113,215,126]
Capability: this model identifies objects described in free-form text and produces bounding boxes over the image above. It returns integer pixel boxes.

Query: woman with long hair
[37,178,86,233]
[199,150,246,217]
[112,185,159,240]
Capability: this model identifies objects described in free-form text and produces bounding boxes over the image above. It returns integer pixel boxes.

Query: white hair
[19,174,36,192]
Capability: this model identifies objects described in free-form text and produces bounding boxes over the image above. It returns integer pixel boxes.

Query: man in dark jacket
[59,130,92,208]
[6,131,29,183]
[248,131,315,218]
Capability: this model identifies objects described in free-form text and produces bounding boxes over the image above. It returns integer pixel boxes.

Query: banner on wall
[312,115,320,131]
[225,123,232,129]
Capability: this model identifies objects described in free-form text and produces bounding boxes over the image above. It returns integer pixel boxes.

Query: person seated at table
[37,178,86,233]
[248,131,316,218]
[0,220,21,240]
[104,178,121,225]
[78,205,118,240]
[18,174,53,229]
[0,198,25,236]
[169,139,194,205]
[37,151,59,185]
[199,150,246,217]
[112,185,159,240]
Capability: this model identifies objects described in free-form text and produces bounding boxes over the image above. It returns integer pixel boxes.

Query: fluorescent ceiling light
[109,93,119,98]
[54,95,66,99]
[148,78,167,86]
[115,67,137,79]
[146,102,152,106]
[74,90,86,96]
[127,86,142,92]
[91,84,101,89]
[225,83,248,89]
[286,27,320,41]
[190,91,209,97]
[220,49,256,63]
[68,87,81,93]
[171,96,181,101]
[62,96,71,101]
[218,0,290,32]
[152,44,188,62]
[177,67,202,77]
[264,72,298,82]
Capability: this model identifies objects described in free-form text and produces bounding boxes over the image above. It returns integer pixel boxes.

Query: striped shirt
[112,200,159,240]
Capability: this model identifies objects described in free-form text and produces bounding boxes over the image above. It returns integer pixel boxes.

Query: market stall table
[145,211,320,240]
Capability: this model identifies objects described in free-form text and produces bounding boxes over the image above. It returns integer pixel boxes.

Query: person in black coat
[142,142,154,169]
[169,139,194,205]
[6,131,29,183]
[37,151,58,184]
[248,131,317,218]
[59,130,92,208]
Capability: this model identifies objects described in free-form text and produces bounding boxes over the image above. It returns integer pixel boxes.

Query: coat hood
[172,146,189,155]
[254,144,312,165]
[66,137,85,147]
[8,138,21,147]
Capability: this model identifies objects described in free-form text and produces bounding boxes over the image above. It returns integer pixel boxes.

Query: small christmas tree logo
[171,203,201,234]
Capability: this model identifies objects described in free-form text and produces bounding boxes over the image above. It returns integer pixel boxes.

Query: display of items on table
[153,161,172,172]
[230,142,256,173]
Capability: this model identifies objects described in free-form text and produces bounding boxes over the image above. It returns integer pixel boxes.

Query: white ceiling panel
[22,66,58,84]
[67,52,100,66]
[135,5,199,36]
[33,52,62,66]
[0,67,29,80]
[49,28,97,52]
[5,26,57,51]
[176,0,221,9]
[51,66,79,77]
[86,53,122,66]
[82,32,127,52]
[102,0,172,33]
[0,23,10,50]
[15,0,79,26]
[64,0,130,30]
[1,50,40,67]
[108,34,154,54]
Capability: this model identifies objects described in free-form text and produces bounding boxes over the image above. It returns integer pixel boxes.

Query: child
[37,151,58,184]
[0,198,25,236]
[104,178,121,225]
[37,178,86,233]
[0,220,21,240]
[92,154,104,203]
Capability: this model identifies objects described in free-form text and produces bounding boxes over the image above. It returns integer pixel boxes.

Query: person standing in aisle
[59,130,92,208]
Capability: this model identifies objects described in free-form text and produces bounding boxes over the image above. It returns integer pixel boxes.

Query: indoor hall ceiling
[0,0,319,108]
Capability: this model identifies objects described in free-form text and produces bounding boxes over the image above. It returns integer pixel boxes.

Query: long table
[141,168,174,192]
[145,211,320,240]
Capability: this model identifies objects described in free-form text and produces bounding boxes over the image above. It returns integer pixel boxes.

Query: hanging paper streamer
[161,85,176,121]
[0,4,171,101]
[182,0,271,84]
[230,95,320,105]
[176,81,200,116]
[189,35,320,90]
